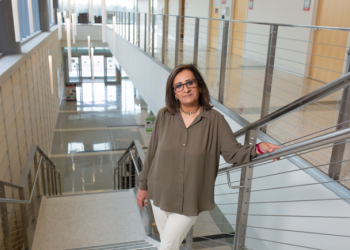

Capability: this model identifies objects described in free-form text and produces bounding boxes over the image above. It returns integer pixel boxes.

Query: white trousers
[150,199,198,250]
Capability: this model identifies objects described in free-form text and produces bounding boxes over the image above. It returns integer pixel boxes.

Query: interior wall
[244,0,319,76]
[183,0,211,49]
[107,26,350,249]
[0,29,63,189]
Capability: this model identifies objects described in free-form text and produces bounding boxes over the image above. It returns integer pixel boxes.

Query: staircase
[32,190,157,250]
[67,240,157,250]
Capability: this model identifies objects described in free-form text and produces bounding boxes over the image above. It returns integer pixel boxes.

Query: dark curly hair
[165,64,213,114]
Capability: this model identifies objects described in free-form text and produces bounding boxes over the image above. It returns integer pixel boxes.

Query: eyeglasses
[172,79,198,92]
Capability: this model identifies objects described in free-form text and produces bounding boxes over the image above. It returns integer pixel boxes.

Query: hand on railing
[256,142,281,161]
[137,188,148,211]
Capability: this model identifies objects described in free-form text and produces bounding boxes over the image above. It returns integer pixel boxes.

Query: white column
[11,0,21,42]
[102,0,106,42]
[66,18,72,72]
[27,0,34,34]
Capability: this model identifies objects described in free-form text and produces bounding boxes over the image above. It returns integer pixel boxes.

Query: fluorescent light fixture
[27,0,34,34]
[72,14,75,44]
[113,16,116,54]
[88,0,93,23]
[68,0,71,17]
[11,0,21,42]
[50,0,54,23]
[66,18,72,72]
[57,12,62,40]
[48,50,54,94]
[88,35,91,57]
[102,0,106,42]
[91,47,94,79]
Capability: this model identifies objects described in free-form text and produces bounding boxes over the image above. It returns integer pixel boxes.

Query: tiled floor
[50,78,151,194]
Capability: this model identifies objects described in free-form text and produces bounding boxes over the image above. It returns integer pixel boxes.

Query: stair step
[67,240,157,250]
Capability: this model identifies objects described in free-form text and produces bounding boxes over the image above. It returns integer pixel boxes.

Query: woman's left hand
[256,142,281,161]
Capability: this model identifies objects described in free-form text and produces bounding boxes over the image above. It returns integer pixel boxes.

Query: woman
[137,64,280,250]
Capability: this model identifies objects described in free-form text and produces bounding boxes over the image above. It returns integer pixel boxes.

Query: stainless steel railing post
[34,152,40,197]
[218,21,230,104]
[233,129,257,250]
[57,170,62,195]
[162,14,166,64]
[138,12,141,48]
[152,14,155,57]
[27,171,35,221]
[19,188,29,249]
[128,12,131,41]
[144,13,147,52]
[114,167,117,190]
[41,158,46,196]
[260,25,278,133]
[54,170,58,195]
[123,160,127,189]
[46,163,51,196]
[0,183,12,250]
[50,166,55,195]
[129,154,132,189]
[175,16,180,67]
[193,18,200,66]
[185,226,193,250]
[328,49,350,180]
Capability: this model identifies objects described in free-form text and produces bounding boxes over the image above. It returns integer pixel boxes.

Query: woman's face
[173,70,201,107]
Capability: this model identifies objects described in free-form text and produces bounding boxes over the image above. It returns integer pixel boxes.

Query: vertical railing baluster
[162,14,166,64]
[118,163,122,189]
[260,25,278,133]
[114,167,117,190]
[218,21,229,104]
[123,160,127,189]
[46,163,51,196]
[329,49,350,180]
[33,152,40,197]
[233,129,257,250]
[19,188,29,250]
[57,170,62,195]
[175,16,180,67]
[152,14,155,57]
[54,170,58,195]
[193,18,200,66]
[138,13,141,48]
[27,171,35,221]
[185,226,194,250]
[0,183,12,250]
[144,13,147,52]
[128,12,131,41]
[129,153,132,189]
[41,158,46,196]
[50,166,55,195]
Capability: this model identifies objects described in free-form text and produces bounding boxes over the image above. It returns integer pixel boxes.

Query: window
[17,0,41,42]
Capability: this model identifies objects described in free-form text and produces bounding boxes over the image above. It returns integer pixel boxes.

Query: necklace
[180,106,200,115]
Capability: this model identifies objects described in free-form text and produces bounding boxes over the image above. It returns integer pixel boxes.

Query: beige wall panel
[1,79,12,98]
[14,98,23,116]
[11,70,20,88]
[0,138,7,165]
[0,121,5,143]
[0,156,9,181]
[2,94,14,117]
[20,64,27,79]
[26,135,32,149]
[17,121,25,142]
[27,71,33,87]
[6,124,17,149]
[22,88,29,104]
[10,163,20,184]
[21,77,28,91]
[16,109,24,127]
[13,83,21,101]
[0,103,3,123]
[32,132,38,145]
[4,107,15,130]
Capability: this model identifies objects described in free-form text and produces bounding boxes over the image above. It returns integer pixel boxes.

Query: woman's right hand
[137,189,148,211]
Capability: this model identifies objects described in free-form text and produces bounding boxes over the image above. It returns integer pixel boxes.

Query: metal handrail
[220,127,350,175]
[0,145,62,204]
[124,12,350,31]
[233,72,350,138]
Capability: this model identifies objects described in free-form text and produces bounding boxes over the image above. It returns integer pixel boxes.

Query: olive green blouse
[138,107,258,216]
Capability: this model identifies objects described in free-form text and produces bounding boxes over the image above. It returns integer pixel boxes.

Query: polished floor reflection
[50,79,150,194]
